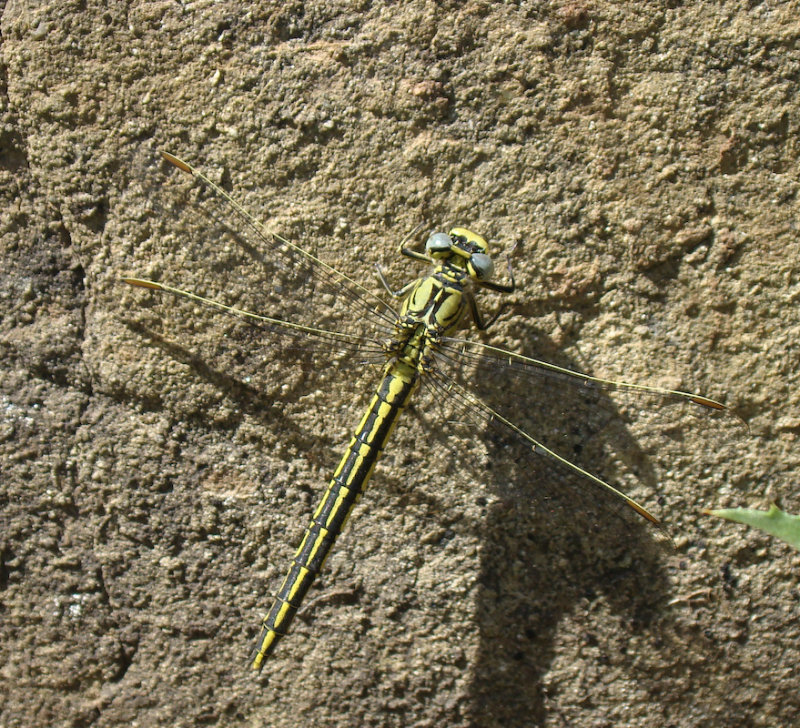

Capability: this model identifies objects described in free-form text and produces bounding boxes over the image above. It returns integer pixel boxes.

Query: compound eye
[471,252,494,280]
[426,232,453,255]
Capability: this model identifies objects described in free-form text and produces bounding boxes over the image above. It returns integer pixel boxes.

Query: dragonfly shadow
[118,315,351,463]
[469,495,669,725]
[438,332,677,725]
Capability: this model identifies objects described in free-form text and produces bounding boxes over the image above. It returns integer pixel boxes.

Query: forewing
[123,146,396,364]
[429,336,742,534]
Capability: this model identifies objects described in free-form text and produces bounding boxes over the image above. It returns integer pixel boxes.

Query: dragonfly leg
[469,243,517,328]
[375,264,416,298]
[467,288,516,331]
[398,222,432,263]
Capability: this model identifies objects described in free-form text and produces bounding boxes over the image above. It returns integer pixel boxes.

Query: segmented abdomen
[251,365,418,670]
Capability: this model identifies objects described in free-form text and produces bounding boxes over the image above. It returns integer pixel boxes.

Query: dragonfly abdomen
[251,362,419,670]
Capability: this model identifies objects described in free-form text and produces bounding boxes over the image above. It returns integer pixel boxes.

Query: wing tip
[121,277,161,290]
[628,499,661,526]
[160,150,192,174]
[690,395,749,432]
[689,395,726,411]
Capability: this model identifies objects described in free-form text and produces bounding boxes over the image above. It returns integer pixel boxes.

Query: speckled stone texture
[1,2,798,726]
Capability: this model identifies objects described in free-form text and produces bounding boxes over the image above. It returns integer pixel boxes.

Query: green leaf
[705,504,800,551]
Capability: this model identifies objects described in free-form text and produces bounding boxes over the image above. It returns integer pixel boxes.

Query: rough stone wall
[1,2,798,726]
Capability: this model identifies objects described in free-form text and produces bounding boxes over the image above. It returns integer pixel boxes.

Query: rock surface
[1,2,798,726]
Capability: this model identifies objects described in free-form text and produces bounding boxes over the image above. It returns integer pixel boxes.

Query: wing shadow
[420,327,682,725]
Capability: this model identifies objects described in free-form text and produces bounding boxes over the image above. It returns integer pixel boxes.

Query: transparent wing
[428,336,743,531]
[121,277,387,364]
[124,149,398,361]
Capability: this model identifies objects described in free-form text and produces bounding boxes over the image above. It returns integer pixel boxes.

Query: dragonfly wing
[424,374,667,540]
[122,277,387,364]
[430,336,742,533]
[125,147,397,357]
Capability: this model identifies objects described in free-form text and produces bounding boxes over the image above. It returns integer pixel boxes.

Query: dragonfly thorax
[398,269,469,340]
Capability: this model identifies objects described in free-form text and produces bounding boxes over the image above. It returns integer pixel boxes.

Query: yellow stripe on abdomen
[251,364,418,670]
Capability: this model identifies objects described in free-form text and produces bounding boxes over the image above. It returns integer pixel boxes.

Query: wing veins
[161,151,398,329]
[426,366,662,526]
[439,337,738,418]
[122,277,386,355]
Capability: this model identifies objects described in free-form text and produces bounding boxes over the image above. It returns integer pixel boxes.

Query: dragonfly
[123,151,735,673]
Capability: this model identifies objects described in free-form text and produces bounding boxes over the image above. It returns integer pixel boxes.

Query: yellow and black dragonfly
[123,151,736,672]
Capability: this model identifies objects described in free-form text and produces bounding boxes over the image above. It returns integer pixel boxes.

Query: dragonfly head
[425,227,494,281]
